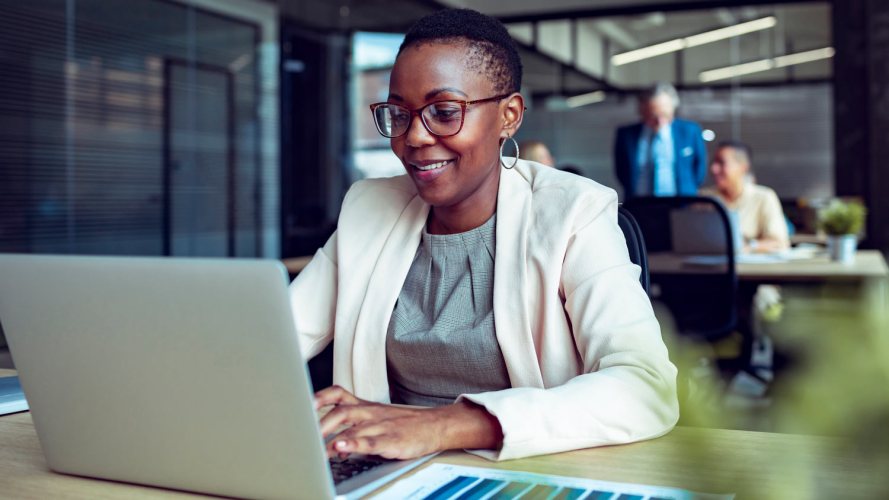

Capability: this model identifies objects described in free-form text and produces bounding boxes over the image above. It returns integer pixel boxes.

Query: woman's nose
[404,114,435,148]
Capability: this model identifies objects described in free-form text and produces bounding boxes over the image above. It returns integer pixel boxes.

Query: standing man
[614,82,707,199]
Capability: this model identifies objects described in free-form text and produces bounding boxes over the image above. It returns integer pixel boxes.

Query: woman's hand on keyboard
[315,385,503,460]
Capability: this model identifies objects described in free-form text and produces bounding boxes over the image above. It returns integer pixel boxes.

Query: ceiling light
[683,16,776,48]
[565,91,606,108]
[612,16,777,66]
[612,39,685,66]
[699,47,834,82]
[699,59,775,82]
[774,47,835,67]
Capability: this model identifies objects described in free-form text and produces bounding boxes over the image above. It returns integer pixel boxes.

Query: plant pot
[826,234,857,264]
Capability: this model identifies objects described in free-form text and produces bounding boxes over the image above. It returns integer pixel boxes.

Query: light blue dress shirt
[635,125,677,196]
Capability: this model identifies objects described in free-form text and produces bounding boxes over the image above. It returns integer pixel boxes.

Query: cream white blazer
[290,159,679,460]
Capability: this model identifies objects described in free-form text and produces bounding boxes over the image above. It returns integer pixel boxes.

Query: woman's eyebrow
[425,87,468,100]
[387,88,468,103]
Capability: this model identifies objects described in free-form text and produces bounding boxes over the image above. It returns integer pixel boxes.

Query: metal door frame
[162,58,236,256]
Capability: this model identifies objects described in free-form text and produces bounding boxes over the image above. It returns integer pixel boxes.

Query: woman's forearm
[435,400,504,451]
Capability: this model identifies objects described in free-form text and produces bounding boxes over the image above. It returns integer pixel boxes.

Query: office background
[1,2,889,485]
[1,0,886,259]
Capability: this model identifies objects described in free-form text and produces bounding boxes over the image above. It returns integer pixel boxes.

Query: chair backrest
[623,196,738,341]
[617,206,650,295]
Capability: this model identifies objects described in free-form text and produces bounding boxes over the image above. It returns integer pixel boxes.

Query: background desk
[1,366,884,499]
[647,249,888,282]
[648,250,888,316]
[289,251,889,283]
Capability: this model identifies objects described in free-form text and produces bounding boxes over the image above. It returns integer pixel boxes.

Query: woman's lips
[409,159,454,182]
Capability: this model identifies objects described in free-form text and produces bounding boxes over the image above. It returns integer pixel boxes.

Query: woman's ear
[500,92,525,139]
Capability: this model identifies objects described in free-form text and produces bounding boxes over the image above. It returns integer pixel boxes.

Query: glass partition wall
[0,0,279,257]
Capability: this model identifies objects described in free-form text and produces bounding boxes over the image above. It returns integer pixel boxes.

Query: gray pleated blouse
[385,214,511,407]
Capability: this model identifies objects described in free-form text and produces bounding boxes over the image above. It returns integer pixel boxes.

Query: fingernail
[335,440,348,450]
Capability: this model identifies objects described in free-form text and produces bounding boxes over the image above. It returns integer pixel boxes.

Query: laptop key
[329,456,388,484]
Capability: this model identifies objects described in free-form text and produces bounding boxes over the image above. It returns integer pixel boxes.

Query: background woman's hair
[398,8,523,94]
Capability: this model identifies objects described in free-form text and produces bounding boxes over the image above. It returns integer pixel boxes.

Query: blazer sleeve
[461,193,679,461]
[689,121,708,188]
[289,231,338,360]
[613,126,632,195]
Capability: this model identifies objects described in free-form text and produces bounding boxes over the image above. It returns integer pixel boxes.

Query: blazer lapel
[350,195,429,402]
[494,166,546,388]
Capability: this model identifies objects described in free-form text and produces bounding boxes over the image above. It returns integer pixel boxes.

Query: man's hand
[314,385,503,460]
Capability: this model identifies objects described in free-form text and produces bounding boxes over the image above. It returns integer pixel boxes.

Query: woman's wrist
[434,400,503,451]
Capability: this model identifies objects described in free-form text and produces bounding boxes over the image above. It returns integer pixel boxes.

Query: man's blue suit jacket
[613,118,707,198]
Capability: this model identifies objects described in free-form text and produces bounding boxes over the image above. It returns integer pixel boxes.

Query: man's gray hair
[639,81,680,109]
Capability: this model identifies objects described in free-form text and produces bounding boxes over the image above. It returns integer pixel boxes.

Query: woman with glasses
[291,9,678,461]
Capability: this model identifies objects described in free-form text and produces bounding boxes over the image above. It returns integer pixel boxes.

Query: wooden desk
[383,428,886,500]
[648,249,888,283]
[1,369,885,500]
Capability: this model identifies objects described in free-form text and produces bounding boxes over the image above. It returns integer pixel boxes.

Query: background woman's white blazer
[289,159,679,460]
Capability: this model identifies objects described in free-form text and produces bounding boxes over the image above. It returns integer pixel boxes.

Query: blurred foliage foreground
[658,279,889,499]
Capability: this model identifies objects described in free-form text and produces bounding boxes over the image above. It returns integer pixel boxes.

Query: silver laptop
[0,254,432,499]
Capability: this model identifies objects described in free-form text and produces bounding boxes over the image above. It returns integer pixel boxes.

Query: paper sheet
[374,463,733,500]
[0,376,29,415]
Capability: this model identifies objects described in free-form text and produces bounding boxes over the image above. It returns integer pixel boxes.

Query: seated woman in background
[518,139,555,167]
[701,141,790,254]
[289,8,678,461]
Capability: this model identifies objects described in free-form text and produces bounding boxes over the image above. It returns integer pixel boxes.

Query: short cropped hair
[398,9,523,94]
[639,81,680,109]
[717,140,753,166]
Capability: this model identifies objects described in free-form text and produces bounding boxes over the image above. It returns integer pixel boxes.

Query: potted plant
[818,199,867,263]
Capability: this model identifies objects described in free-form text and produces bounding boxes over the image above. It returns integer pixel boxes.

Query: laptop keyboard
[329,455,388,484]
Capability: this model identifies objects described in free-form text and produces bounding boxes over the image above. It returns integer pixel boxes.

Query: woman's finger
[318,403,379,437]
[313,384,361,409]
[326,426,387,457]
[332,432,428,460]
[326,414,439,460]
[324,419,387,457]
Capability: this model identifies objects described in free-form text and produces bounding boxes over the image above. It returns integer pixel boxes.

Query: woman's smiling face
[387,41,514,213]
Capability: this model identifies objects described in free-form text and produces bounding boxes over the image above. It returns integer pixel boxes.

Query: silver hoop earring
[500,136,519,169]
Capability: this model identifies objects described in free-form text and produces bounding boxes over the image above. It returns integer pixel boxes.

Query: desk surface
[287,251,888,282]
[649,249,888,282]
[1,365,884,500]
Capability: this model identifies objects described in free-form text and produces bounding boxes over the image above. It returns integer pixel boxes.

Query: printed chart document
[0,376,28,415]
[374,463,733,500]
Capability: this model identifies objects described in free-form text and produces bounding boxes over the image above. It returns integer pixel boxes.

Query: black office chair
[307,342,334,392]
[617,206,650,295]
[623,196,738,342]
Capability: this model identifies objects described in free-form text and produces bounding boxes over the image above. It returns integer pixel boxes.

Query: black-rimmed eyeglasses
[369,93,512,138]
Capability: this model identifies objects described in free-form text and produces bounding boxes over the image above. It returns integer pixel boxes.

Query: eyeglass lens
[373,102,464,138]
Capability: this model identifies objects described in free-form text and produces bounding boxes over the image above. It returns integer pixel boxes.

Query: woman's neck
[428,197,497,234]
[426,161,501,235]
